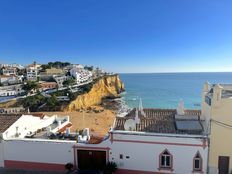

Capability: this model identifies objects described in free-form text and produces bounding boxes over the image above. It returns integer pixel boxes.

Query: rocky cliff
[64,75,125,111]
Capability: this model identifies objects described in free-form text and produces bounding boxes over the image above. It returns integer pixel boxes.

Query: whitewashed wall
[110,132,208,174]
[4,139,75,165]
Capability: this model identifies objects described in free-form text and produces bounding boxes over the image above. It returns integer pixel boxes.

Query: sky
[0,0,232,73]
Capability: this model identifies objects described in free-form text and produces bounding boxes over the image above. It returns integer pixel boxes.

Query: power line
[211,119,232,129]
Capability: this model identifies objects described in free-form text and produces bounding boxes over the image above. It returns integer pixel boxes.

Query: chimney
[65,128,70,136]
[212,84,223,107]
[135,108,140,124]
[177,99,185,115]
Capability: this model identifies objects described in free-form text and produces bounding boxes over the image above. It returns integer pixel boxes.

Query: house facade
[69,68,92,84]
[45,68,64,75]
[0,83,24,96]
[26,63,41,81]
[202,82,232,174]
[0,75,22,85]
[74,107,209,174]
[54,75,70,88]
[39,81,58,91]
[0,114,75,172]
[0,107,25,114]
[1,67,17,75]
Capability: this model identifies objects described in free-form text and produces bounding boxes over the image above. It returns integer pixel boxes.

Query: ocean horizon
[119,72,232,110]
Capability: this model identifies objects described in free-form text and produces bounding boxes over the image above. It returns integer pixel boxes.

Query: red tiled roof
[88,135,104,144]
[58,122,72,133]
[0,115,22,133]
[114,108,203,135]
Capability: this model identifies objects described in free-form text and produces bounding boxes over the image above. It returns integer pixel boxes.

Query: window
[193,152,202,172]
[205,96,211,106]
[119,154,123,159]
[159,149,173,170]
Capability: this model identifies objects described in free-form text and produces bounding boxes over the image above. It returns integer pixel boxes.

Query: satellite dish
[124,119,136,131]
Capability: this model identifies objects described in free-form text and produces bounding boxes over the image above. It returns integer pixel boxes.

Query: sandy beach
[42,106,115,136]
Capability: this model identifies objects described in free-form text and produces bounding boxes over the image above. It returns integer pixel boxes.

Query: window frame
[193,151,203,173]
[158,149,173,171]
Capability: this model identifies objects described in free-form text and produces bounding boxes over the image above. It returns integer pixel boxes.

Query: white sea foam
[115,97,131,117]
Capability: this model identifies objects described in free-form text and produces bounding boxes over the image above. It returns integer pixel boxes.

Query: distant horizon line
[118,71,232,74]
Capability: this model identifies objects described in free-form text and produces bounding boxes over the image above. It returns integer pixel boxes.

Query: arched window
[159,149,173,170]
[193,151,202,172]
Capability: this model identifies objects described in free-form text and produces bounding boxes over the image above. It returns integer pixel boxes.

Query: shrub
[65,162,74,172]
[104,161,117,174]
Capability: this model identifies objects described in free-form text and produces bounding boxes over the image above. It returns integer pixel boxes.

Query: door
[77,150,106,170]
[218,156,230,174]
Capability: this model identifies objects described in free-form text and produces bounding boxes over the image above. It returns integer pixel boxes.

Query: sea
[119,72,232,110]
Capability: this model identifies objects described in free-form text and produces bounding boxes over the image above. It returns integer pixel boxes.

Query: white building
[0,63,24,70]
[0,113,75,172]
[0,83,24,96]
[0,107,25,114]
[0,115,22,168]
[1,67,17,75]
[0,75,22,85]
[54,75,70,88]
[26,63,41,81]
[92,67,105,79]
[0,89,18,96]
[69,68,92,84]
[0,100,209,174]
[74,105,209,174]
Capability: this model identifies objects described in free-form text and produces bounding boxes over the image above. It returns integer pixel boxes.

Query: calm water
[119,72,232,109]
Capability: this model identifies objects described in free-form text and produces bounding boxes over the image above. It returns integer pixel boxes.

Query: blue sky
[0,0,232,73]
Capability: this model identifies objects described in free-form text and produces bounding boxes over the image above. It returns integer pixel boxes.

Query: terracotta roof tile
[58,122,72,133]
[114,108,203,135]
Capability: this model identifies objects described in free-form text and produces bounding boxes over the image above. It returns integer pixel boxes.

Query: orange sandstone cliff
[64,74,124,111]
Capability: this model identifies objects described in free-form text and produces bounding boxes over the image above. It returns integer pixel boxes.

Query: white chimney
[177,99,185,115]
[46,126,52,136]
[139,98,146,117]
[135,108,140,124]
[58,120,62,127]
[65,128,70,136]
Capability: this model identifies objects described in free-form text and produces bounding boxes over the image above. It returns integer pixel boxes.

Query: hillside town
[0,62,111,113]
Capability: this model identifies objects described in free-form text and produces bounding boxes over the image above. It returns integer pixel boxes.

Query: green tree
[23,81,39,94]
[40,64,51,71]
[48,61,71,68]
[63,78,76,87]
[84,65,94,71]
[22,94,46,111]
[47,95,58,109]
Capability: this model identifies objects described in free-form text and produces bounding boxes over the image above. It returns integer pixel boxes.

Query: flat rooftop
[206,84,232,98]
[114,108,204,135]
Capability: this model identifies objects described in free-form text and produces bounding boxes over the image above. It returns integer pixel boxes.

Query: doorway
[77,150,106,170]
[218,156,230,174]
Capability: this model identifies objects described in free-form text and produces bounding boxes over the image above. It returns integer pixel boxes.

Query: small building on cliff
[69,67,92,84]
